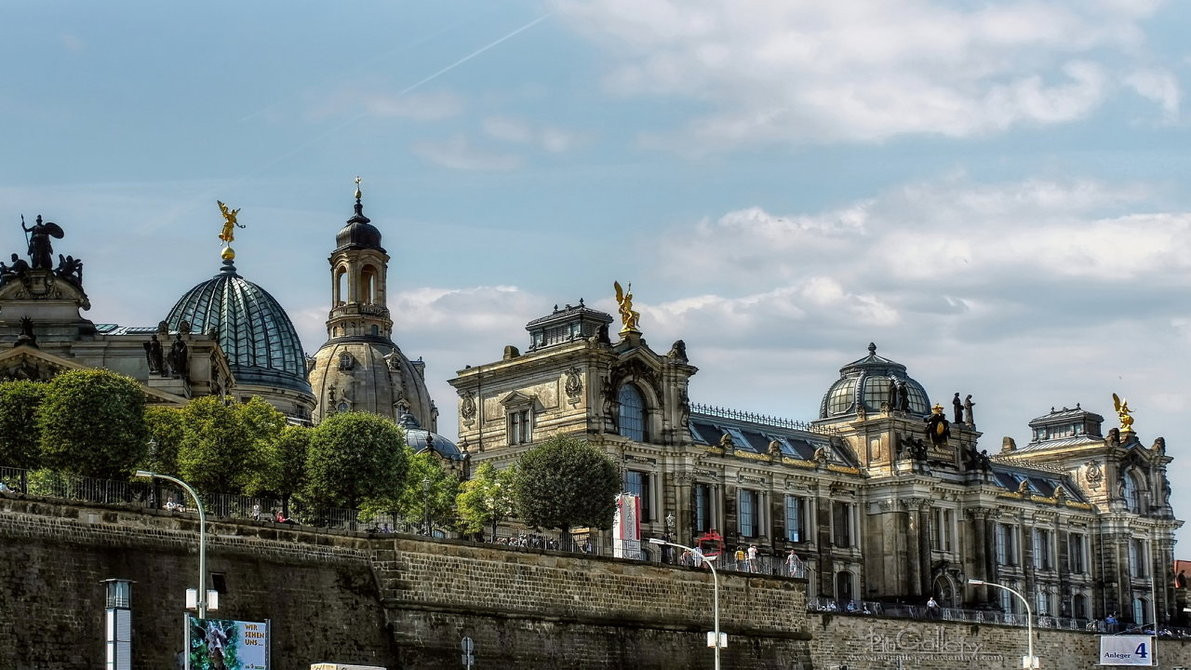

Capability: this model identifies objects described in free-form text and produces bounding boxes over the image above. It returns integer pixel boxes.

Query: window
[1000,587,1014,613]
[931,508,954,552]
[1129,538,1148,578]
[1073,594,1088,619]
[507,409,532,445]
[739,489,758,537]
[827,383,854,414]
[1133,598,1147,626]
[832,501,853,548]
[1036,590,1051,616]
[1033,528,1052,571]
[995,524,1018,566]
[1123,472,1143,513]
[862,377,889,411]
[1068,533,1086,574]
[785,495,805,543]
[694,484,711,533]
[625,471,652,522]
[836,571,854,601]
[618,385,646,441]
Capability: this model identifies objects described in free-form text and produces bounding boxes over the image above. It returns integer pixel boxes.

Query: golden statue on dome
[216,200,245,260]
[614,281,641,334]
[1112,393,1135,434]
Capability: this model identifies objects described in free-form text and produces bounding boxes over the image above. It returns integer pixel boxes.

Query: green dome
[166,260,312,396]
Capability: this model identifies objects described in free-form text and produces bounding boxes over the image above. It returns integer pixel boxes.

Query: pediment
[498,390,539,408]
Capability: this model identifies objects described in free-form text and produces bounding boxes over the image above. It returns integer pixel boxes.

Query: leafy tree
[514,435,619,539]
[236,397,289,496]
[399,451,460,531]
[142,405,187,476]
[258,424,310,515]
[457,461,518,540]
[38,369,147,479]
[176,396,260,494]
[0,380,46,469]
[304,411,407,510]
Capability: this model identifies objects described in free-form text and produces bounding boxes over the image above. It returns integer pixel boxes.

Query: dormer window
[618,384,646,441]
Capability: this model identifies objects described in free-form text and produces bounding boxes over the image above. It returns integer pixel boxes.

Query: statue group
[0,215,83,287]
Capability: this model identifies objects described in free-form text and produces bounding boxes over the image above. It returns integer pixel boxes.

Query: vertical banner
[1099,635,1155,666]
[185,616,270,670]
[613,493,641,558]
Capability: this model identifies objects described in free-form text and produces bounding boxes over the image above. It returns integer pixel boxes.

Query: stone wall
[0,495,811,670]
[808,613,1191,670]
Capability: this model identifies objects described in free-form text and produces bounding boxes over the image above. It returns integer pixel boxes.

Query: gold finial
[613,281,641,334]
[1112,393,1135,434]
[354,176,362,201]
[217,200,245,261]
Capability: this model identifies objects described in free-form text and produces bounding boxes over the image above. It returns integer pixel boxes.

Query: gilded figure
[217,200,244,243]
[613,281,641,333]
[1112,393,1134,433]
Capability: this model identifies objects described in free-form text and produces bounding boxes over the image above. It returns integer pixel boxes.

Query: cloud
[411,134,522,171]
[1126,69,1181,121]
[555,0,1178,146]
[307,88,464,122]
[482,116,585,153]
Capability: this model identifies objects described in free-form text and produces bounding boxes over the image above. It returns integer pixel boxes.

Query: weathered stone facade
[450,303,1183,629]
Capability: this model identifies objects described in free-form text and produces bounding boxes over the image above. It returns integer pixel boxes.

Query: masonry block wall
[808,614,1191,670]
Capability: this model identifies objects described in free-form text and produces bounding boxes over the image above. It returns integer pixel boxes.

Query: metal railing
[690,403,837,435]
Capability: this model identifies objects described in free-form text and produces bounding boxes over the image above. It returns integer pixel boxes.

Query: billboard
[186,616,270,670]
[1099,635,1155,666]
[613,493,641,558]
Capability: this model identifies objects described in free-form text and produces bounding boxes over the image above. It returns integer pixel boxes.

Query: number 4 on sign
[1135,641,1148,658]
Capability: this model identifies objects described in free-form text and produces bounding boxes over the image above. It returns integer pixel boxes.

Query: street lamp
[650,538,722,670]
[969,578,1036,669]
[135,471,208,619]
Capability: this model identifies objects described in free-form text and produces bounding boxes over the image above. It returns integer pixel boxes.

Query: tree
[236,397,289,496]
[0,380,46,469]
[175,396,261,494]
[142,405,187,476]
[457,461,518,540]
[259,424,310,516]
[38,369,147,479]
[397,451,460,532]
[304,412,407,511]
[514,435,619,539]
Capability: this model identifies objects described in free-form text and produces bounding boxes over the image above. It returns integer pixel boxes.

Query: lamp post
[969,578,1036,669]
[135,471,207,619]
[650,538,721,670]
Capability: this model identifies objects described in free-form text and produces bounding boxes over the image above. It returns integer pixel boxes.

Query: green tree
[0,380,46,469]
[304,412,407,510]
[514,435,619,539]
[236,397,289,496]
[259,424,310,515]
[142,405,187,476]
[38,369,147,479]
[457,461,518,540]
[399,451,460,531]
[176,396,260,494]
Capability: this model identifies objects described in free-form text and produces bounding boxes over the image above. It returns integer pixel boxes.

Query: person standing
[747,544,759,573]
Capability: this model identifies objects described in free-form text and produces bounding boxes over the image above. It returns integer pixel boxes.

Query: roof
[689,405,854,466]
[166,259,312,396]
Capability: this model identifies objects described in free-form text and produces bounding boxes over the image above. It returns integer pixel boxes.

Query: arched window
[1123,471,1143,513]
[618,384,646,441]
[360,266,378,304]
[334,267,348,304]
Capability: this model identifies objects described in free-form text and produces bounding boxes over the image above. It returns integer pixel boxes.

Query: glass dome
[819,343,931,418]
[399,413,464,461]
[166,260,312,395]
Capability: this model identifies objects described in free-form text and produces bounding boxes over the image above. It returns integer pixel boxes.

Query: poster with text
[1099,635,1155,666]
[185,616,270,670]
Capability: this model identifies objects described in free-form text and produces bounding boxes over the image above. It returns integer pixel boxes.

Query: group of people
[250,504,296,525]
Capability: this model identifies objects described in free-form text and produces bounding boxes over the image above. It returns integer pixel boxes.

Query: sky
[3,2,1191,541]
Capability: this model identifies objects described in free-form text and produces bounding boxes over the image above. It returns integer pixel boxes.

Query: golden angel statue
[217,200,245,243]
[1112,393,1135,433]
[613,281,641,333]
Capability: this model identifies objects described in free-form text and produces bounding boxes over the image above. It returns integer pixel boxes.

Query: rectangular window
[1033,528,1052,571]
[996,524,1018,566]
[832,501,852,548]
[693,484,711,533]
[506,409,531,445]
[739,489,757,538]
[931,508,953,552]
[785,495,804,543]
[1036,591,1050,616]
[1068,533,1086,574]
[624,471,652,522]
[1130,539,1148,578]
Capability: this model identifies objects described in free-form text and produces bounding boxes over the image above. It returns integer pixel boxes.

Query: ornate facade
[450,295,1183,627]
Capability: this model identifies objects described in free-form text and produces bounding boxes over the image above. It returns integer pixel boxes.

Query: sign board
[706,631,727,648]
[186,616,270,670]
[1100,635,1155,666]
[613,493,641,558]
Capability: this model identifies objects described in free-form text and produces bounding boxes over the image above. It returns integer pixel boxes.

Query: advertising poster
[186,616,270,670]
[1099,635,1155,666]
[613,493,641,558]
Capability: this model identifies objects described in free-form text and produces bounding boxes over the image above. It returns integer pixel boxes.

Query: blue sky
[4,1,1191,540]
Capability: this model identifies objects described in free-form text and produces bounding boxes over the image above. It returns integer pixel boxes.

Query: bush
[0,380,46,469]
